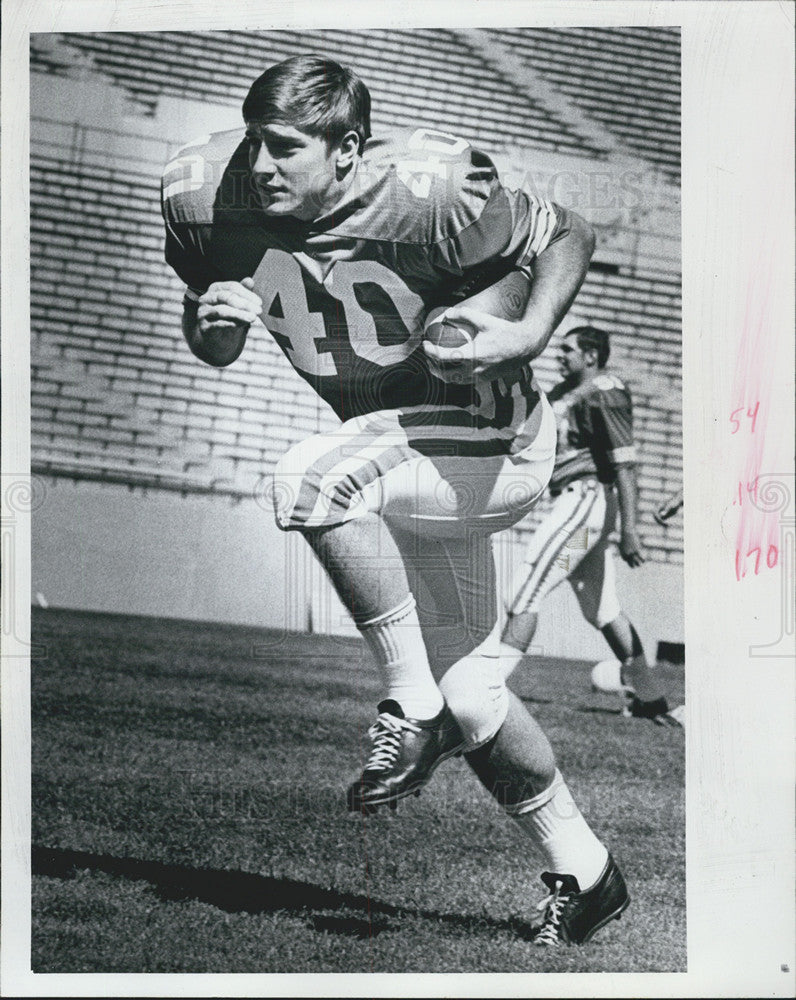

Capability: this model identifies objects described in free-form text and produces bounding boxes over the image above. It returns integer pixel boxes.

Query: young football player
[162,54,629,945]
[500,325,683,725]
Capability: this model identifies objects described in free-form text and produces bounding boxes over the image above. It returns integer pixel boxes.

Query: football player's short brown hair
[242,54,371,153]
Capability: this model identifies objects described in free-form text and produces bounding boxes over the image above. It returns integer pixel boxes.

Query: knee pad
[439,642,509,751]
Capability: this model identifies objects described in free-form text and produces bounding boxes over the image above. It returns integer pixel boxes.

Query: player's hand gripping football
[197,278,262,336]
[422,305,535,384]
[619,528,646,568]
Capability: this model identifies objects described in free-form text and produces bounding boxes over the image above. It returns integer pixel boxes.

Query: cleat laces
[534,880,570,946]
[364,711,421,771]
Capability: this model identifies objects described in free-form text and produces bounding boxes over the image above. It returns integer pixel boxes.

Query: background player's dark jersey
[548,371,636,494]
[161,126,568,430]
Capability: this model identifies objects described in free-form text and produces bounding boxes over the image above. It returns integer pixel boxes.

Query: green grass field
[31,607,685,974]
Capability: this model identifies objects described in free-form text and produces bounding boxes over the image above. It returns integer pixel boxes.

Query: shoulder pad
[354,128,497,243]
[162,128,245,204]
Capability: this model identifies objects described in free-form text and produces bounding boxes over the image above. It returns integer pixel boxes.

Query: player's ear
[336,130,360,171]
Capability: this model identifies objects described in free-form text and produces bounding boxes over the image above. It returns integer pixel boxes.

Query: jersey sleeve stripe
[609,445,637,464]
[518,202,542,265]
[528,202,556,256]
[518,199,559,265]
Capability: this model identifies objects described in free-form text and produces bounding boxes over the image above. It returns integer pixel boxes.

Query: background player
[499,325,682,725]
[162,55,630,945]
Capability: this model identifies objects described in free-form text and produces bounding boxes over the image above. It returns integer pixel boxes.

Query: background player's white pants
[272,400,556,747]
[507,478,622,629]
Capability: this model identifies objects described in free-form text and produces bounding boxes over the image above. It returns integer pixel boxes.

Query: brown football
[423,310,475,348]
[423,266,532,347]
[423,267,532,383]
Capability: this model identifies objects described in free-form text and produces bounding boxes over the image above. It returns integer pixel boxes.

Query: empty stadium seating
[488,27,680,181]
[32,30,601,157]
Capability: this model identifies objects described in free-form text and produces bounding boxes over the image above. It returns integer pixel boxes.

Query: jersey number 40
[251,250,426,377]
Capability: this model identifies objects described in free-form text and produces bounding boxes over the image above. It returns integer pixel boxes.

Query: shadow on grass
[33,845,536,942]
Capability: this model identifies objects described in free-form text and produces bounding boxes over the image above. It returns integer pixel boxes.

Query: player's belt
[550,473,601,498]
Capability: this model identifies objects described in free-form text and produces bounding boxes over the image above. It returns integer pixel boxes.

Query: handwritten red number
[735,545,779,579]
[730,402,759,434]
[736,480,758,506]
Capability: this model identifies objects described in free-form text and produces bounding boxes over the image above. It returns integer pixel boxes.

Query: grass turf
[31,607,685,973]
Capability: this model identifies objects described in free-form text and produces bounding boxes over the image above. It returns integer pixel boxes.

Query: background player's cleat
[533,854,630,946]
[623,694,681,726]
[347,699,465,813]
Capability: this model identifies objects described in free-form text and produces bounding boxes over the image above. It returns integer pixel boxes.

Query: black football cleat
[533,854,630,946]
[347,699,465,814]
[624,695,682,726]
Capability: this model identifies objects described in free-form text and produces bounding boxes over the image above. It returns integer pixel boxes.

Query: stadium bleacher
[32,30,602,156]
[488,27,680,181]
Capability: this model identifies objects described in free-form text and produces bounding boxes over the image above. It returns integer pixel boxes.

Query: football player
[162,55,629,945]
[500,325,683,725]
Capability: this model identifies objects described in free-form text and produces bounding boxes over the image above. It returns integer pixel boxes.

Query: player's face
[245,122,341,221]
[558,335,587,378]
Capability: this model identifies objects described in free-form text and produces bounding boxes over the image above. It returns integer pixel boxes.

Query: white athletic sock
[499,641,525,680]
[506,770,609,891]
[356,596,444,720]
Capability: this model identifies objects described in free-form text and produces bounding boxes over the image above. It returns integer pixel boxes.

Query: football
[424,264,533,346]
[423,266,532,382]
[423,308,476,348]
[590,658,626,694]
[423,308,475,383]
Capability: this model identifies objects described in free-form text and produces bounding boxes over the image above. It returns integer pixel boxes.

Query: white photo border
[2,1,794,997]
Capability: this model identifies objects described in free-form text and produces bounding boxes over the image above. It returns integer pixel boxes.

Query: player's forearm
[519,211,595,360]
[181,299,248,368]
[614,465,640,533]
